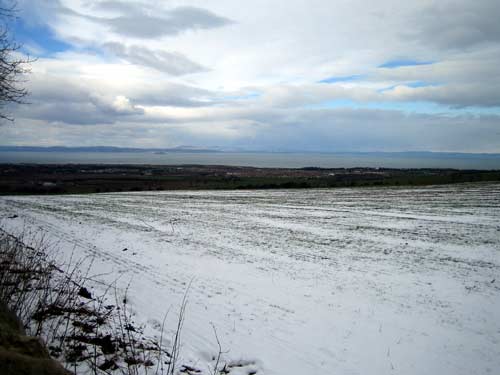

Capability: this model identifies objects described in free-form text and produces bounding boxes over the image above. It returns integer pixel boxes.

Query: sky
[0,0,499,152]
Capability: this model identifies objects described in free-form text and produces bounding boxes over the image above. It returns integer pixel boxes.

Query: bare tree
[0,1,32,121]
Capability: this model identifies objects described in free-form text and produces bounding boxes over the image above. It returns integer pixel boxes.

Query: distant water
[0,151,500,170]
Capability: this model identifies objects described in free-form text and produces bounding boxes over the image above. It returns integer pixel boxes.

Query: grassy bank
[0,302,70,375]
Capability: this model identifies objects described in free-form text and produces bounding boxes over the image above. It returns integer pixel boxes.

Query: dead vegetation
[0,228,190,374]
[0,225,255,374]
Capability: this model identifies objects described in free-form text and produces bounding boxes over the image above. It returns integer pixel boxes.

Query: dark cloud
[19,103,117,125]
[70,3,233,39]
[103,42,206,75]
[18,98,144,125]
[91,0,142,14]
[17,72,219,125]
[406,1,500,49]
[108,7,232,38]
[19,75,144,125]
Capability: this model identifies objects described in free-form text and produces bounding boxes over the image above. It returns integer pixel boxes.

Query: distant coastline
[1,145,500,158]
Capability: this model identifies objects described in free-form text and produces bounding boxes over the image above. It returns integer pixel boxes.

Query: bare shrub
[0,227,231,375]
[0,228,173,374]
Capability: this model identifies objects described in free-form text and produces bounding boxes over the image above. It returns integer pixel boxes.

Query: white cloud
[2,0,500,152]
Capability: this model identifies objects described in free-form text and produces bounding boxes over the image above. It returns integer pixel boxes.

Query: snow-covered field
[1,183,499,375]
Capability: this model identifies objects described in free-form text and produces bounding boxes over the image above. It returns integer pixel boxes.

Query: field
[1,183,499,374]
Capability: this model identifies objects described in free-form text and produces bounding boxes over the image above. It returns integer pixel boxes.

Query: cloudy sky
[1,0,499,152]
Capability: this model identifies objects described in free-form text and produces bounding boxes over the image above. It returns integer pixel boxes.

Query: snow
[1,182,499,375]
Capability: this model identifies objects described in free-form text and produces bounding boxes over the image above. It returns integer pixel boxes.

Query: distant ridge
[0,146,222,153]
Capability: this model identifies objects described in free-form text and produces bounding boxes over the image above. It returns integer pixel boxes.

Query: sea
[0,151,499,170]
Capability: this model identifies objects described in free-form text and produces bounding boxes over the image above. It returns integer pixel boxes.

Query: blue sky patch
[13,18,72,57]
[303,98,500,116]
[406,81,434,88]
[379,59,434,69]
[319,75,364,84]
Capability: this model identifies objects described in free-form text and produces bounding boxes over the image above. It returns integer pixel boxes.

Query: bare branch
[0,1,33,122]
